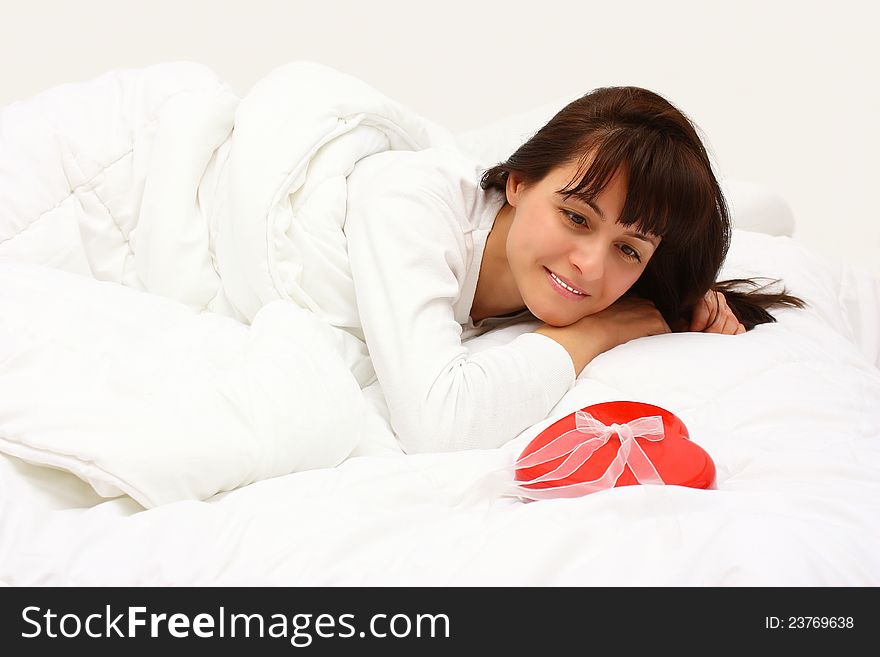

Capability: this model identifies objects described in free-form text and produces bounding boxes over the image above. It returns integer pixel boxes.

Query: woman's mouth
[545,268,590,300]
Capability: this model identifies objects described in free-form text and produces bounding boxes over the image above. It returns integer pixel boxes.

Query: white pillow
[0,263,370,508]
[461,228,880,497]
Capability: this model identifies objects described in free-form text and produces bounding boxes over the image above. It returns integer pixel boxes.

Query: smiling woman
[472,155,662,328]
[478,86,806,338]
[341,86,807,455]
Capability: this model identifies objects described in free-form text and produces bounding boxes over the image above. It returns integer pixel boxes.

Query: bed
[2,61,879,586]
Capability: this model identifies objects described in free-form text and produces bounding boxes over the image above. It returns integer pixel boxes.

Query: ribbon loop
[513,411,667,500]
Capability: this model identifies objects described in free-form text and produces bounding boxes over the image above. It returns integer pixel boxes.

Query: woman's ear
[505,171,526,207]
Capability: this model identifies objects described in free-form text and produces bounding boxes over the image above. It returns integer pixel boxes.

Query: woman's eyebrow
[557,192,607,220]
[557,193,657,245]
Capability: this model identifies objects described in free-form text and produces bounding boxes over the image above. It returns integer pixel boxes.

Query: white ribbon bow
[510,411,666,501]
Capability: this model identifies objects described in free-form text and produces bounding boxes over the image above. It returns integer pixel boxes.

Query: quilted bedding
[1,62,880,585]
[0,60,459,506]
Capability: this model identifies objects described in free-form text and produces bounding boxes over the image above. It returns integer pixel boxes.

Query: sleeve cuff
[511,331,577,405]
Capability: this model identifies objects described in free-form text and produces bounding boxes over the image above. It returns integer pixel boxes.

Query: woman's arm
[344,154,575,454]
[535,294,672,376]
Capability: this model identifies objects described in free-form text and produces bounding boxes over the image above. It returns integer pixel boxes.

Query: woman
[343,86,805,456]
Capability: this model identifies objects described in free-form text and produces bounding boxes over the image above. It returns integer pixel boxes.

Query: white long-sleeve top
[339,146,576,454]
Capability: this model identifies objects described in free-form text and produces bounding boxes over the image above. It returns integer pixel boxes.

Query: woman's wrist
[533,319,610,376]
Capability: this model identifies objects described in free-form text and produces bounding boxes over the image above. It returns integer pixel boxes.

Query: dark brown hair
[479,86,806,331]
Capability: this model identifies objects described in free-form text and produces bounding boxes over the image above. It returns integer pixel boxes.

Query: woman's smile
[545,267,590,300]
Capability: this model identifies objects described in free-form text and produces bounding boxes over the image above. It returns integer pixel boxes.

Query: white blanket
[0,61,458,506]
[0,263,374,507]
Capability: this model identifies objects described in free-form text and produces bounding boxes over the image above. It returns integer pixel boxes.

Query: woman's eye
[561,210,588,227]
[561,209,642,263]
[621,245,641,263]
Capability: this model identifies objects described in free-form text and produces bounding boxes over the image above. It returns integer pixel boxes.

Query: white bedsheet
[1,62,879,585]
[2,228,878,585]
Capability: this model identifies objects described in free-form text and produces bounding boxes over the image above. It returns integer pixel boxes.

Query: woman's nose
[571,243,605,281]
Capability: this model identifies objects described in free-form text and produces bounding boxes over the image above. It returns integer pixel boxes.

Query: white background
[2,0,877,273]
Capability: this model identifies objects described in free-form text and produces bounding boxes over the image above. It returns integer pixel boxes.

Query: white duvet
[1,62,879,585]
[0,60,457,506]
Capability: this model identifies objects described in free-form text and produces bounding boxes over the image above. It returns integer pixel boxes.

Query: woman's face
[505,158,661,327]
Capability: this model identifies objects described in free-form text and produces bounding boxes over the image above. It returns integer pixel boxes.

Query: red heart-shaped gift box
[515,401,716,494]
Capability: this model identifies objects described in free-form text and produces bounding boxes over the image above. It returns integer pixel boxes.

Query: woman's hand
[585,294,673,350]
[535,294,671,376]
[689,290,745,335]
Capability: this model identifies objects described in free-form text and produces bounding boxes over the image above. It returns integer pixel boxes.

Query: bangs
[556,129,719,249]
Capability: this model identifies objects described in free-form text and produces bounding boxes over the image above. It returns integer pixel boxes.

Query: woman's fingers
[689,293,716,332]
[702,292,727,333]
[690,291,746,335]
[703,294,742,335]
[721,315,739,335]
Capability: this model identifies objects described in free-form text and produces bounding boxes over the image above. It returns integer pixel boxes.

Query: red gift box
[514,401,716,500]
